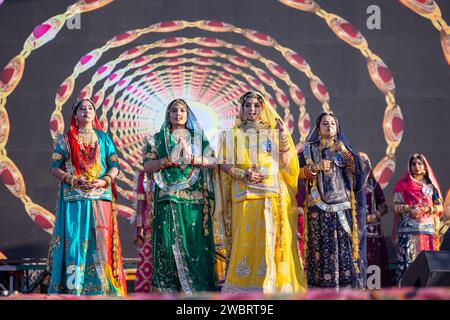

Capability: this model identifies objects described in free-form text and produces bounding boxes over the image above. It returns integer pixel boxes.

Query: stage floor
[1,288,450,300]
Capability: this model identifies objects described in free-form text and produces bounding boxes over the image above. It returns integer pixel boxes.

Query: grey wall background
[0,0,449,261]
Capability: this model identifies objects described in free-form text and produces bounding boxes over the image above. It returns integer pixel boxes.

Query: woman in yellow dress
[216,91,307,293]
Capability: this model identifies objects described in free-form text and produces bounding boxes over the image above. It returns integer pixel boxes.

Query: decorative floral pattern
[235,256,251,279]
[306,210,355,288]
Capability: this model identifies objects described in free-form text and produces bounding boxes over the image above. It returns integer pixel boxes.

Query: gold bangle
[103,175,112,188]
[395,204,404,214]
[399,204,405,213]
[279,143,290,152]
[343,151,352,157]
[279,135,290,152]
[103,175,113,185]
[303,165,317,180]
[230,167,246,181]
[343,151,354,161]
[160,156,175,169]
[429,206,436,215]
[160,157,169,169]
[70,176,76,188]
[107,174,115,183]
[61,173,70,184]
[401,204,408,213]
[68,175,75,185]
[229,167,237,179]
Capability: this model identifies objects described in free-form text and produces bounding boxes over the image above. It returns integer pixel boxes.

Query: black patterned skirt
[305,208,357,288]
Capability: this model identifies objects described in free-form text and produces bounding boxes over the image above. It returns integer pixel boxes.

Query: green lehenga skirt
[152,200,217,293]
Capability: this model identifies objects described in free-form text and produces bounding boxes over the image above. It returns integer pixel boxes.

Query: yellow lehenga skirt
[222,188,307,293]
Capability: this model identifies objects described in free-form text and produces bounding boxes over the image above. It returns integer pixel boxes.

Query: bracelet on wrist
[71,176,77,189]
[103,175,112,185]
[230,166,246,181]
[102,179,109,188]
[160,157,171,169]
[61,173,70,183]
[279,135,290,152]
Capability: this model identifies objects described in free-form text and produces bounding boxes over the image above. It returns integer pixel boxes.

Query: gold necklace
[78,128,95,134]
[320,137,335,148]
[241,119,270,131]
[77,129,97,146]
[412,174,426,183]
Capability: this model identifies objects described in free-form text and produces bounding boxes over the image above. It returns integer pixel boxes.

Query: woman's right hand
[314,160,332,172]
[390,235,397,247]
[133,226,145,248]
[170,138,184,163]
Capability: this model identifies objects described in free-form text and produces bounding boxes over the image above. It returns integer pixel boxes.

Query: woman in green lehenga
[143,99,217,294]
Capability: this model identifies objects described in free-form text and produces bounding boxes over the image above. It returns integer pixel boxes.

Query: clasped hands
[73,177,107,189]
[313,141,348,173]
[245,164,264,184]
[167,137,190,165]
[402,204,435,218]
[169,137,201,166]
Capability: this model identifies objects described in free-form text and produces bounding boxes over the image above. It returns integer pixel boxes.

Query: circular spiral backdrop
[0,0,449,259]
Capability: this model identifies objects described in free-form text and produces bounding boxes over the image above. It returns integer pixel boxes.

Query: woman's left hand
[409,205,423,218]
[275,118,286,133]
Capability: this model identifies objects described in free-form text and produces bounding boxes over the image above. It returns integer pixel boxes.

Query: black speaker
[401,251,450,287]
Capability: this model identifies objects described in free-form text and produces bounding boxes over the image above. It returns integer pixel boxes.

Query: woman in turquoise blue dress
[47,98,127,296]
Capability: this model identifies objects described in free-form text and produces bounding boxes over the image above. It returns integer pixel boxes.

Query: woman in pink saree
[392,153,444,286]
